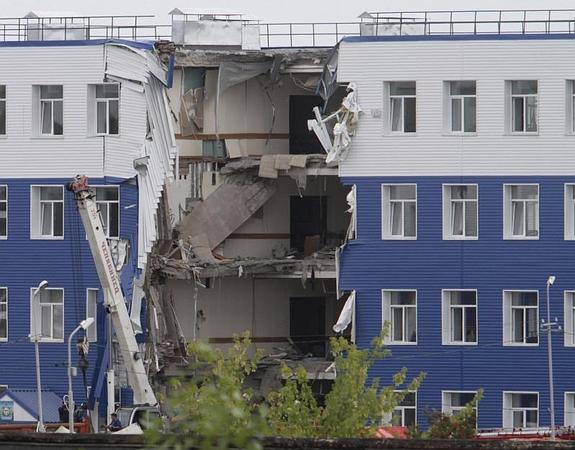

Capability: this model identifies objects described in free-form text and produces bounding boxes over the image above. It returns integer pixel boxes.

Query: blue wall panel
[0,177,138,410]
[340,175,575,429]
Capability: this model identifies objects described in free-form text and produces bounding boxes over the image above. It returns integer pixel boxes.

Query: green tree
[425,390,483,439]
[148,332,268,450]
[267,332,425,438]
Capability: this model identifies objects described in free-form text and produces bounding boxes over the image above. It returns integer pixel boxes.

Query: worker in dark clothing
[107,412,122,432]
[58,401,69,423]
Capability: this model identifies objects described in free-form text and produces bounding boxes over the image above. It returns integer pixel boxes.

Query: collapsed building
[148,11,357,396]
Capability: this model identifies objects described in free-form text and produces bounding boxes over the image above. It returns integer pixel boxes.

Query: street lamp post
[31,280,49,433]
[546,275,556,441]
[68,318,94,433]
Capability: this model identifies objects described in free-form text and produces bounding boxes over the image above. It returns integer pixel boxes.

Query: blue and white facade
[0,39,175,419]
[337,34,575,430]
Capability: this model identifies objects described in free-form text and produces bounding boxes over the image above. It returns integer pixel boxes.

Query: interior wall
[222,176,350,259]
[168,68,320,157]
[169,277,343,355]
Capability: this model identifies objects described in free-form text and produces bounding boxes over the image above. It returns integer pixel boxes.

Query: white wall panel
[337,38,575,177]
[0,45,105,178]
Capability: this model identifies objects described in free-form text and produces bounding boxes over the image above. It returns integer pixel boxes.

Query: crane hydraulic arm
[67,175,157,406]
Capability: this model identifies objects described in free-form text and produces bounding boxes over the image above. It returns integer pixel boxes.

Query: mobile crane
[67,175,158,425]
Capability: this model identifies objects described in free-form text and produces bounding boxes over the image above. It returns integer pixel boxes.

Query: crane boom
[67,175,157,406]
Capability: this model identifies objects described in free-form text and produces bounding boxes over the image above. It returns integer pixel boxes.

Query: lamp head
[37,280,49,291]
[548,275,556,286]
[80,317,95,330]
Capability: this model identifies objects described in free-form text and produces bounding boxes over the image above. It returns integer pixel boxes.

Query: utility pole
[545,275,557,440]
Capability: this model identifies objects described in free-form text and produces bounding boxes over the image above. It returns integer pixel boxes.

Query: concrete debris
[258,154,308,179]
[152,247,336,281]
[177,175,278,250]
[308,82,362,164]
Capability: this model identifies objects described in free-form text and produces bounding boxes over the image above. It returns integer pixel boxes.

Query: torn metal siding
[104,43,177,269]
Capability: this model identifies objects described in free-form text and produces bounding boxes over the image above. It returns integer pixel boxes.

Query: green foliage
[425,390,483,439]
[147,332,268,450]
[149,328,425,447]
[266,331,425,439]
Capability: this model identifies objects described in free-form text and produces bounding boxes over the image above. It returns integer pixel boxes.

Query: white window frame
[382,290,417,345]
[565,392,575,427]
[442,391,478,418]
[442,184,478,240]
[391,391,417,427]
[381,184,417,240]
[93,186,120,238]
[385,81,416,134]
[29,287,64,343]
[503,391,539,429]
[564,291,575,347]
[0,185,6,239]
[0,85,6,136]
[503,290,539,347]
[506,80,538,134]
[503,184,539,240]
[35,85,64,136]
[86,289,98,343]
[441,289,478,345]
[566,81,575,135]
[565,184,575,240]
[0,287,7,342]
[30,185,64,240]
[89,83,120,136]
[445,81,477,134]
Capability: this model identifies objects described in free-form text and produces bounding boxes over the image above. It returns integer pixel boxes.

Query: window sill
[0,236,6,240]
[88,133,121,138]
[503,343,539,347]
[443,341,478,346]
[385,132,418,137]
[443,236,479,241]
[31,135,65,140]
[30,236,65,240]
[382,236,418,241]
[506,132,539,136]
[442,132,478,137]
[388,341,418,346]
[0,338,7,343]
[503,236,539,241]
[37,339,64,343]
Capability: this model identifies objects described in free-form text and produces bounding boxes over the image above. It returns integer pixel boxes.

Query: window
[86,289,97,343]
[509,81,537,133]
[442,185,478,239]
[382,184,416,239]
[442,290,477,345]
[392,392,416,427]
[565,185,575,240]
[94,186,119,238]
[503,392,538,429]
[448,81,476,133]
[0,85,5,135]
[382,290,417,344]
[94,84,119,135]
[566,393,575,427]
[503,185,539,239]
[0,288,6,341]
[0,186,6,239]
[31,186,64,239]
[503,291,538,346]
[38,85,63,136]
[389,82,416,133]
[442,391,477,420]
[564,291,575,346]
[30,288,63,342]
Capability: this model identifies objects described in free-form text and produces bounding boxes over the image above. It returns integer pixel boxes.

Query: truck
[67,175,159,430]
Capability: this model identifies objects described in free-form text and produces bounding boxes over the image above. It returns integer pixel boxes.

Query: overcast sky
[5,0,575,23]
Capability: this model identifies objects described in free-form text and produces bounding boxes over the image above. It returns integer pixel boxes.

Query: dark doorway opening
[290,297,326,357]
[289,95,323,154]
[290,196,327,254]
